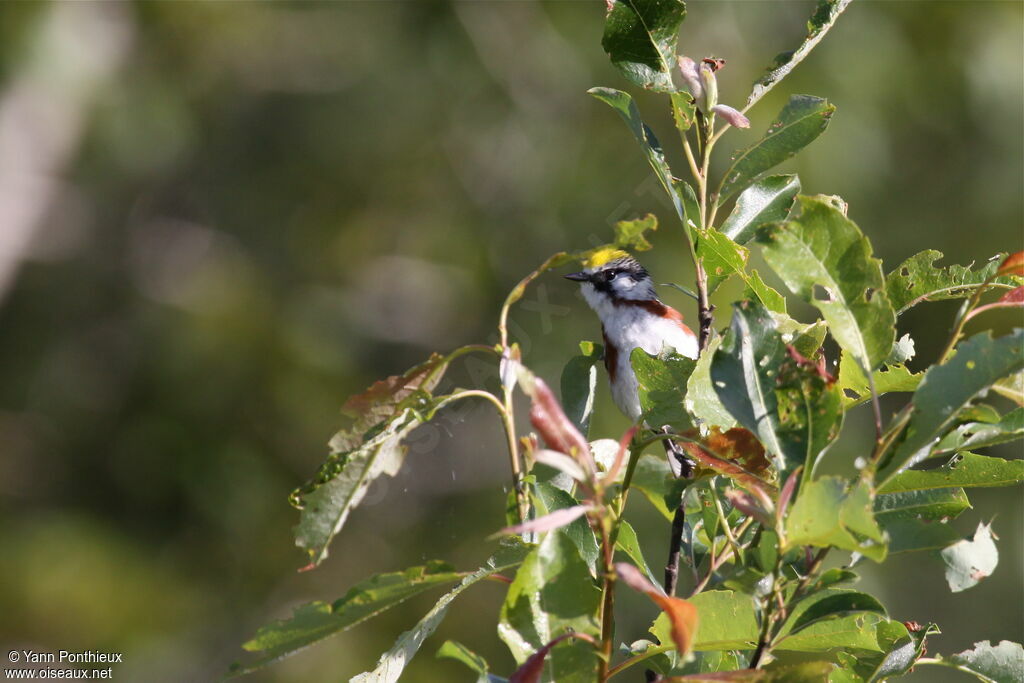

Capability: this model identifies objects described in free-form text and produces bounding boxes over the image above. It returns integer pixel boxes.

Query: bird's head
[564,248,656,306]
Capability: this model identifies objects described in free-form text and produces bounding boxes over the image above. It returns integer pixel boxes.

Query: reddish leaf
[966,285,1024,321]
[498,505,591,537]
[526,377,595,474]
[615,563,698,657]
[724,488,774,528]
[681,441,776,510]
[996,251,1024,277]
[508,632,592,683]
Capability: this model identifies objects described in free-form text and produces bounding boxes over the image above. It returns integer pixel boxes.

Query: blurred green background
[0,1,1020,681]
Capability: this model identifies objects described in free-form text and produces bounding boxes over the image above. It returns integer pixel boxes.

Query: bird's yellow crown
[583,247,630,270]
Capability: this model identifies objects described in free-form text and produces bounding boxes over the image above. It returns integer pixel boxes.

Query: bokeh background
[0,1,1020,681]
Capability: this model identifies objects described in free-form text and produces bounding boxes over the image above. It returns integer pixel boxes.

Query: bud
[677,56,703,103]
[698,60,718,113]
[711,104,750,129]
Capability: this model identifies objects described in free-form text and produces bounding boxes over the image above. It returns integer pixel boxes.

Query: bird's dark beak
[564,271,590,282]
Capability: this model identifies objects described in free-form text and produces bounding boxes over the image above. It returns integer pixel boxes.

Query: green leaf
[631,347,698,431]
[351,542,530,683]
[712,301,841,481]
[589,88,687,224]
[877,330,1024,484]
[498,532,601,682]
[746,0,853,109]
[881,519,962,554]
[785,477,886,562]
[774,315,827,358]
[783,589,887,635]
[560,341,602,438]
[682,590,759,651]
[229,561,462,676]
[534,481,600,576]
[632,453,687,520]
[837,351,920,408]
[291,353,450,567]
[436,640,490,682]
[687,336,738,430]
[992,370,1024,405]
[698,227,749,293]
[861,620,936,681]
[777,613,893,653]
[670,91,696,132]
[886,250,1021,315]
[720,175,801,246]
[745,269,789,314]
[874,487,970,524]
[759,195,895,372]
[295,406,430,568]
[601,0,686,92]
[814,568,859,590]
[879,452,1024,494]
[615,520,659,587]
[935,407,1024,455]
[937,640,1024,683]
[614,213,658,251]
[718,97,835,202]
[940,522,999,593]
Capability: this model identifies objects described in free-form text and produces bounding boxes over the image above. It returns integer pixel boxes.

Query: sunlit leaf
[632,348,698,431]
[785,477,886,562]
[746,0,853,109]
[874,487,970,524]
[837,351,920,408]
[712,301,841,481]
[632,453,687,520]
[533,482,600,575]
[877,330,1024,484]
[498,532,601,683]
[601,0,686,92]
[687,336,738,430]
[615,520,660,587]
[886,250,1020,315]
[936,640,1024,683]
[879,452,1024,494]
[934,407,1024,454]
[759,195,895,372]
[698,227,749,293]
[614,213,658,251]
[436,640,492,682]
[783,589,886,635]
[720,175,801,246]
[617,562,699,656]
[718,98,835,202]
[940,522,999,593]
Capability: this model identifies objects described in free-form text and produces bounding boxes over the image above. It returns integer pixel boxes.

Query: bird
[565,247,699,477]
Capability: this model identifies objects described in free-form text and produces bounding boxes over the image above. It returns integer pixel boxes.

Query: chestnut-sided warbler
[565,248,699,476]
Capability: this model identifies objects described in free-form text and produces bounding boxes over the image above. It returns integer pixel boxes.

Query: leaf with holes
[877,330,1024,484]
[614,213,658,252]
[838,351,921,408]
[886,250,1021,315]
[718,98,835,202]
[934,640,1024,683]
[760,195,895,372]
[601,0,686,92]
[935,407,1024,455]
[879,452,1024,494]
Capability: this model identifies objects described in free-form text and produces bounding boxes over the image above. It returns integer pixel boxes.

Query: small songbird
[565,248,699,476]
